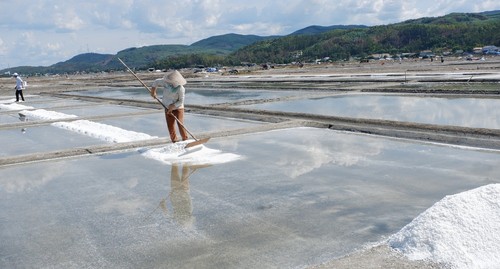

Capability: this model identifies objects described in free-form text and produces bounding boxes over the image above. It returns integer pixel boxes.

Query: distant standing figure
[13,73,25,102]
[150,70,188,143]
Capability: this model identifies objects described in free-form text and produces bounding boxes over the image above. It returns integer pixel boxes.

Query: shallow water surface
[98,113,264,137]
[0,125,106,157]
[69,87,299,105]
[239,94,500,129]
[1,128,499,268]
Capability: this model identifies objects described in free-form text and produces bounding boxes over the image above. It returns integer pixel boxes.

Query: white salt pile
[388,183,500,269]
[21,109,78,120]
[0,103,33,111]
[3,102,242,165]
[0,98,15,104]
[140,141,242,165]
[52,120,156,143]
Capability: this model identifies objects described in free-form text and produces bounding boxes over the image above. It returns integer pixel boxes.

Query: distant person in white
[13,73,25,102]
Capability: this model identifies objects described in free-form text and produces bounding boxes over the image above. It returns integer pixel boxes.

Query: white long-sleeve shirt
[15,76,23,90]
[152,78,185,109]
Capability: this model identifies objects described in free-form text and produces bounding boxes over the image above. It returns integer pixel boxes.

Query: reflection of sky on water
[0,113,23,124]
[24,99,88,109]
[98,113,263,137]
[1,128,499,268]
[70,87,298,105]
[52,103,154,117]
[240,95,500,129]
[187,88,296,105]
[0,125,106,157]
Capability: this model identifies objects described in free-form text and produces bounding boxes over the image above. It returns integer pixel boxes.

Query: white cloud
[0,0,498,69]
[0,38,6,55]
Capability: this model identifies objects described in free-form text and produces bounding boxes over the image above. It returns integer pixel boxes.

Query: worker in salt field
[150,70,189,143]
[13,73,25,102]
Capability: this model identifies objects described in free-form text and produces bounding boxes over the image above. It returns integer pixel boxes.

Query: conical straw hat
[163,70,186,87]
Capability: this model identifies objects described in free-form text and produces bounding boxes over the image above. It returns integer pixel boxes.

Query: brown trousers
[165,108,188,143]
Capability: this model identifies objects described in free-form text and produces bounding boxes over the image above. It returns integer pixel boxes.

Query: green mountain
[290,25,367,35]
[229,10,500,63]
[2,33,276,74]
[190,33,277,51]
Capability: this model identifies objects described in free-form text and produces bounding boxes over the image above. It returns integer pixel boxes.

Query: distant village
[367,45,499,61]
[314,45,500,65]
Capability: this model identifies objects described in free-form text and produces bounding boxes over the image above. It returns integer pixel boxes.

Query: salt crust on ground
[52,120,156,143]
[2,103,241,165]
[22,109,78,120]
[0,102,33,111]
[388,184,500,269]
[140,142,242,165]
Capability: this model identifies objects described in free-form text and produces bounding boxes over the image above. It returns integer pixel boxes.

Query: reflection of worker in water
[169,163,193,227]
[159,163,211,228]
[18,113,27,133]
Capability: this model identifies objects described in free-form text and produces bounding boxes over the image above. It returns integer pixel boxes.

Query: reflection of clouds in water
[216,137,241,151]
[0,163,66,193]
[349,96,500,128]
[275,132,383,178]
[252,96,500,128]
[96,196,148,216]
[275,139,329,178]
[125,177,139,189]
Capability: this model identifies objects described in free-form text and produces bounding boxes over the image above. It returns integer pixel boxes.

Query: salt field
[68,87,301,105]
[1,68,500,269]
[1,126,499,268]
[237,94,500,129]
[2,3,500,267]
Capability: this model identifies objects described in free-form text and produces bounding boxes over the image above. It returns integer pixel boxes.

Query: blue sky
[0,0,498,70]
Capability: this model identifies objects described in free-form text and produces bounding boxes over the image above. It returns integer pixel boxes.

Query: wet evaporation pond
[238,94,500,129]
[23,98,89,110]
[69,87,300,105]
[51,103,156,118]
[0,95,54,104]
[98,113,264,137]
[0,112,26,124]
[1,128,499,268]
[0,124,106,157]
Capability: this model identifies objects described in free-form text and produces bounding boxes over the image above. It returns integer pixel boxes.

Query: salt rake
[118,58,210,148]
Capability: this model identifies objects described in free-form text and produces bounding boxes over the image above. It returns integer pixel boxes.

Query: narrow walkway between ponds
[1,92,499,167]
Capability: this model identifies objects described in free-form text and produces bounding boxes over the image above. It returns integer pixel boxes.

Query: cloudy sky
[0,0,498,70]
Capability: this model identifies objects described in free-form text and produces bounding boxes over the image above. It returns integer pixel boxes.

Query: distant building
[473,47,483,54]
[370,53,391,59]
[419,50,434,58]
[290,50,303,59]
[400,53,417,58]
[482,45,499,55]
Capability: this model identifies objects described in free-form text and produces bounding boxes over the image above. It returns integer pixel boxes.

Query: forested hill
[190,33,277,51]
[228,10,500,64]
[289,25,368,35]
